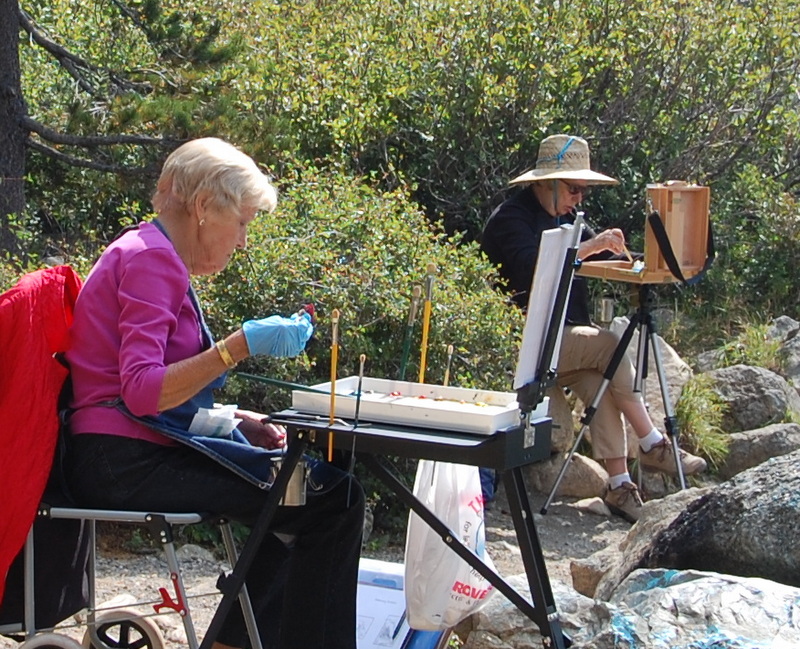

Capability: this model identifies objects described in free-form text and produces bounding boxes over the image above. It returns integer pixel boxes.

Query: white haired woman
[65,138,364,649]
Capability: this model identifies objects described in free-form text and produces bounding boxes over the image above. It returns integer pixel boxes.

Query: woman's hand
[236,409,287,449]
[579,228,626,259]
[242,311,314,357]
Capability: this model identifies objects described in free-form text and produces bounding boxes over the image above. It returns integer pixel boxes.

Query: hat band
[537,136,577,169]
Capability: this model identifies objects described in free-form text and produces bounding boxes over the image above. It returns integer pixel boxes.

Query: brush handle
[328,309,340,461]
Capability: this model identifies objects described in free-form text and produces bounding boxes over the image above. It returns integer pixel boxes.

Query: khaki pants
[556,325,643,460]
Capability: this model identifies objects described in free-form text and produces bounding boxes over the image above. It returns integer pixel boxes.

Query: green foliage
[696,165,800,318]
[200,163,523,413]
[15,0,800,326]
[714,322,783,374]
[675,374,729,472]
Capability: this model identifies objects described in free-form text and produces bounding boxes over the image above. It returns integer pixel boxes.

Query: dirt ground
[0,484,630,648]
[480,483,630,583]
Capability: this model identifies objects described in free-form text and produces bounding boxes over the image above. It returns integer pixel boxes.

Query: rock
[706,364,800,432]
[594,487,710,600]
[459,567,800,648]
[639,450,800,588]
[546,385,576,453]
[780,334,800,390]
[694,348,723,372]
[176,543,216,563]
[570,545,618,597]
[569,496,610,517]
[524,452,608,499]
[457,576,606,649]
[766,314,800,342]
[609,569,800,647]
[718,422,800,480]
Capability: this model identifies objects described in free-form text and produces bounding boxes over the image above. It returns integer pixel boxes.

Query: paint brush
[346,353,366,506]
[622,243,634,264]
[443,344,454,387]
[398,285,422,381]
[328,309,340,462]
[418,263,437,384]
[353,353,366,428]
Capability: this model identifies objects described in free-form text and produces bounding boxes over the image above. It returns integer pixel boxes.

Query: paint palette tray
[292,377,549,435]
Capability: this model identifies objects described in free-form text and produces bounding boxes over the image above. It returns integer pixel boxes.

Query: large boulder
[706,364,800,432]
[717,422,800,480]
[639,450,800,588]
[457,570,800,649]
[606,569,800,648]
[590,488,709,600]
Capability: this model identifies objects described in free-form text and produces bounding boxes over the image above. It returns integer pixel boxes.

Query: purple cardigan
[66,222,202,445]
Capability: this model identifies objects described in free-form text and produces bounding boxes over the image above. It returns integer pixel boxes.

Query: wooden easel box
[578,182,710,285]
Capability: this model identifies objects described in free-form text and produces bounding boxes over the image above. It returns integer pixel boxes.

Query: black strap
[647,210,715,286]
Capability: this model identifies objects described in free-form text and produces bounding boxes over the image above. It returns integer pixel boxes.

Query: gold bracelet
[215,339,237,369]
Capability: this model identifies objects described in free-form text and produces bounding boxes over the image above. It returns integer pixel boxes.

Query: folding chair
[0,266,261,649]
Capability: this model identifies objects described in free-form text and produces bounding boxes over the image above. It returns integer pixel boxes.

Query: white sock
[608,472,633,490]
[639,428,664,453]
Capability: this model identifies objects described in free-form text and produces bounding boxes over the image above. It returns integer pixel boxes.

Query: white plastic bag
[404,460,496,631]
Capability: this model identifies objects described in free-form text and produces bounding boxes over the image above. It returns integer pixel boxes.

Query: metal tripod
[540,282,686,515]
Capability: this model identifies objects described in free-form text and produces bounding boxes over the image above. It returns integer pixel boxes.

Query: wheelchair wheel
[81,608,165,649]
[19,632,83,649]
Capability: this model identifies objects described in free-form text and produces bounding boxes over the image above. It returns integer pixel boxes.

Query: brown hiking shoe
[640,439,708,477]
[603,482,644,523]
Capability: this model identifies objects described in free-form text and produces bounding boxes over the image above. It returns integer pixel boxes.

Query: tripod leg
[540,420,589,515]
[644,318,687,488]
[631,309,649,494]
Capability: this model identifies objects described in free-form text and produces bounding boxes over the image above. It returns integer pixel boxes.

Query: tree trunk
[0,0,26,254]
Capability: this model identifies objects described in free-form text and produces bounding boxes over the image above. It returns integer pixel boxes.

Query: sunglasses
[561,180,592,197]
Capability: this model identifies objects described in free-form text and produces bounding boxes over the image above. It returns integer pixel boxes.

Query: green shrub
[714,323,783,374]
[197,164,525,533]
[675,373,729,472]
[200,163,524,414]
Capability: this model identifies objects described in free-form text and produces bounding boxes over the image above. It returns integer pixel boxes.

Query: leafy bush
[675,374,729,472]
[200,163,524,414]
[714,323,784,375]
[12,0,800,325]
[195,163,525,530]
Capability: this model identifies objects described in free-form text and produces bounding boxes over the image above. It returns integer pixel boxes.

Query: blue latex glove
[242,312,314,357]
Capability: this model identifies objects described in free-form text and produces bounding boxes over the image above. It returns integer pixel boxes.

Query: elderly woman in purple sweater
[65,138,364,649]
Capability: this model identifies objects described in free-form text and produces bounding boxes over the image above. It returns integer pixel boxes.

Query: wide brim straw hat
[509,134,619,186]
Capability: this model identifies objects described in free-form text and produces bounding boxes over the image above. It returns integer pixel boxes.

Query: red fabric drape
[0,266,82,601]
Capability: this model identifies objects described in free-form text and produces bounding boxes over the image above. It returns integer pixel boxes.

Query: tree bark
[0,0,26,254]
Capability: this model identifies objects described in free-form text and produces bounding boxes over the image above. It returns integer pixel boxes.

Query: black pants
[66,434,365,649]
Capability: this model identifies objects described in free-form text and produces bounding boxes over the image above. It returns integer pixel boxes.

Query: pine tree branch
[18,7,153,96]
[21,115,181,148]
[106,0,185,61]
[17,8,99,96]
[26,137,158,175]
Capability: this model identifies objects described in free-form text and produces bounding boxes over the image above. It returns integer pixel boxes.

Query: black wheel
[81,608,165,649]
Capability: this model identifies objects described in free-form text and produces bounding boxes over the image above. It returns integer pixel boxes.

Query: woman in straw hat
[480,134,706,522]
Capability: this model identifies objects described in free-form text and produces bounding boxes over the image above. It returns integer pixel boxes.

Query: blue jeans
[66,433,364,649]
[479,467,497,503]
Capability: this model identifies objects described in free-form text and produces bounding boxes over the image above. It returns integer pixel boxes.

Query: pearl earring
[199,219,205,226]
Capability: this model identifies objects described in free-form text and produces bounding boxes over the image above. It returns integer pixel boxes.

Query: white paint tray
[291,376,548,435]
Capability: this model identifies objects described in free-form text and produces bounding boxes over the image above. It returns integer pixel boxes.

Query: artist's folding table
[199,413,570,649]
